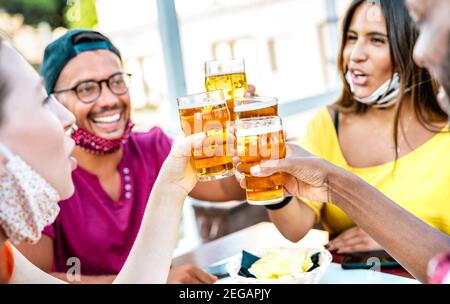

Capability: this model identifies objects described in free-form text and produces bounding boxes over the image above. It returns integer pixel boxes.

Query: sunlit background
[0,0,352,255]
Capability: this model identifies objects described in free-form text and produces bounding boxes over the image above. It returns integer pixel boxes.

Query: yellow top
[300,107,450,236]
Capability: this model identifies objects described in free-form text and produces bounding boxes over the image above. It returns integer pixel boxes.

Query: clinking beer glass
[236,116,286,205]
[177,90,235,182]
[234,96,278,120]
[205,59,247,121]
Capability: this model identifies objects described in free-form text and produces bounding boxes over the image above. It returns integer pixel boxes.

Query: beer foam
[206,71,245,77]
[236,125,283,137]
[178,99,227,110]
[234,100,277,112]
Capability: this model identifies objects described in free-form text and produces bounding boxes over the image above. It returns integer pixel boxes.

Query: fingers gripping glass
[236,116,286,205]
[177,90,235,182]
[53,72,132,104]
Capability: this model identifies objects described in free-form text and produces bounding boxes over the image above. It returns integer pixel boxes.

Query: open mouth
[350,69,369,85]
[69,156,77,170]
[91,112,122,124]
[88,109,126,134]
[86,102,128,135]
[352,70,366,78]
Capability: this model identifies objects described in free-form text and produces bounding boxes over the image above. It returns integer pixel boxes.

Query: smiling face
[54,49,131,140]
[342,2,394,99]
[0,40,76,199]
[406,0,450,115]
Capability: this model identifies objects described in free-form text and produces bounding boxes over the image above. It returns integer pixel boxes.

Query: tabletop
[173,221,418,284]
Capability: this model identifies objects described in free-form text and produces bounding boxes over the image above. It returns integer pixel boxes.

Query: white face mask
[0,142,60,245]
[345,72,402,108]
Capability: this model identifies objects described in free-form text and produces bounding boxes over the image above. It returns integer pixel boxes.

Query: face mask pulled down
[71,120,134,155]
[345,71,402,108]
[0,142,60,245]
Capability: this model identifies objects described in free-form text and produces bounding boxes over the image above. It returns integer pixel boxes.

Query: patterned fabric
[345,72,402,108]
[71,120,134,155]
[429,252,450,284]
[0,143,60,245]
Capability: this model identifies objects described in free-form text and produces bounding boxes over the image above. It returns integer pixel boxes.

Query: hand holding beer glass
[236,116,286,205]
[205,59,247,121]
[177,90,235,182]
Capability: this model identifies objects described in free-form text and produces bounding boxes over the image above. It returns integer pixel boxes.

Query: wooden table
[173,221,417,284]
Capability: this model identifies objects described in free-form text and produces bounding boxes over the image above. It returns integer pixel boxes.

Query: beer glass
[236,116,286,205]
[234,96,278,120]
[177,90,235,182]
[205,59,247,121]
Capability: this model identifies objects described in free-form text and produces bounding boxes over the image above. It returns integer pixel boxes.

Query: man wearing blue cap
[17,29,245,283]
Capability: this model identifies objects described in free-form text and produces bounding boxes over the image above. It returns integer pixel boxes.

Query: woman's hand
[158,131,235,195]
[236,143,336,203]
[235,137,293,186]
[250,155,331,202]
[327,226,383,254]
[156,133,205,195]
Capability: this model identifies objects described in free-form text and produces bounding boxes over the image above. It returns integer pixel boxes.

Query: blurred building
[95,0,351,132]
[1,0,352,131]
[0,11,54,67]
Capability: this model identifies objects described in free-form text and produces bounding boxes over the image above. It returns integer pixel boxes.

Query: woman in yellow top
[268,0,449,254]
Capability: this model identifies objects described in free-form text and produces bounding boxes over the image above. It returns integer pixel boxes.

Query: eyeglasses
[53,72,132,104]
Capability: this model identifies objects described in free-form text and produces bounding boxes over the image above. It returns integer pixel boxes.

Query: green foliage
[0,0,65,27]
[0,0,98,29]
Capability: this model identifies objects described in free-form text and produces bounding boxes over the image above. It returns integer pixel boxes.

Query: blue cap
[41,29,122,94]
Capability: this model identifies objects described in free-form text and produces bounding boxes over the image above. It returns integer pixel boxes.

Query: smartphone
[341,250,401,270]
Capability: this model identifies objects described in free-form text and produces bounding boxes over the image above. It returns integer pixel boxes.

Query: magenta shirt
[43,127,172,275]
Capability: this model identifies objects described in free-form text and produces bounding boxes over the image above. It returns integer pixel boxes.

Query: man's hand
[167,265,218,284]
[327,226,383,254]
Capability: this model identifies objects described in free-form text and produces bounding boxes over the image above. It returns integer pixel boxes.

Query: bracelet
[265,196,293,210]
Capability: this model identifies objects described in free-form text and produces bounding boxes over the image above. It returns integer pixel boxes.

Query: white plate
[225,247,332,284]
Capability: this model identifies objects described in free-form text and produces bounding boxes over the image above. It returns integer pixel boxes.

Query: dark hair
[335,0,448,158]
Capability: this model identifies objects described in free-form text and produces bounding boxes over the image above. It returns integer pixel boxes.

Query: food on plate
[247,248,319,279]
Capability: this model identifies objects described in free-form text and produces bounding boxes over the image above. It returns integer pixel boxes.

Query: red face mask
[71,120,134,155]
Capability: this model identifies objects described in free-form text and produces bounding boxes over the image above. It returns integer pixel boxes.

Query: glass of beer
[205,59,247,121]
[236,116,286,205]
[234,97,278,120]
[177,90,235,182]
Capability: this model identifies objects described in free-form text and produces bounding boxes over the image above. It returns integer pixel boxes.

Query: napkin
[238,250,321,279]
